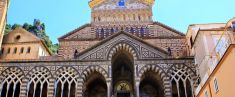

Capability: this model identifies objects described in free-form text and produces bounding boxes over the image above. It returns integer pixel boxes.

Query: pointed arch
[138,64,169,97]
[168,64,197,97]
[54,66,79,97]
[81,65,108,84]
[26,66,52,97]
[0,67,24,97]
[81,65,108,97]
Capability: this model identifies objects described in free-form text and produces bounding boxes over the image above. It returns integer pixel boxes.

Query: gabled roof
[153,21,185,36]
[58,24,91,40]
[77,31,169,60]
[3,27,53,55]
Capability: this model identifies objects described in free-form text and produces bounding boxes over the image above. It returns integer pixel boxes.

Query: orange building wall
[1,42,50,60]
[196,45,235,97]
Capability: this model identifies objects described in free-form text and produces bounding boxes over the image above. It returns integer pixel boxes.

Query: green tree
[11,24,21,30]
[4,24,12,34]
[5,19,59,54]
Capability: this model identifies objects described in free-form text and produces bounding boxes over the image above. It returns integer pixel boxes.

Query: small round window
[15,35,21,40]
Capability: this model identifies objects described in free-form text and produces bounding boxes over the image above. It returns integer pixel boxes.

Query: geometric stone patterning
[78,32,169,61]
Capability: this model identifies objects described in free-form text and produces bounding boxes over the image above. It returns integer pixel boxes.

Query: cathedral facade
[0,0,198,97]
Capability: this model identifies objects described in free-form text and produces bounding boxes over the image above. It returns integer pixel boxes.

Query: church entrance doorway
[117,93,130,97]
[111,48,134,96]
[139,71,165,97]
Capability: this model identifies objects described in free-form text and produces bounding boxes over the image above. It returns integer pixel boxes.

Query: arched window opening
[140,27,144,37]
[84,72,107,97]
[139,71,165,97]
[186,79,193,97]
[1,48,4,54]
[7,48,10,54]
[170,67,194,97]
[34,83,41,97]
[95,28,100,38]
[14,82,21,97]
[26,67,51,97]
[1,67,23,97]
[138,16,141,21]
[62,82,69,97]
[70,82,76,97]
[100,28,104,38]
[125,27,129,33]
[55,82,62,97]
[106,28,109,37]
[27,47,31,53]
[115,27,119,33]
[179,80,186,97]
[54,67,78,97]
[41,82,48,97]
[135,27,139,35]
[27,82,34,97]
[20,47,24,54]
[130,27,134,34]
[0,82,7,97]
[111,28,114,34]
[171,80,178,97]
[7,82,14,97]
[13,47,17,54]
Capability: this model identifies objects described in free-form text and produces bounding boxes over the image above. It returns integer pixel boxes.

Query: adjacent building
[186,21,235,97]
[0,27,52,60]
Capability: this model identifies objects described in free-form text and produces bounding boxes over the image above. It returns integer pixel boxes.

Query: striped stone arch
[26,66,53,97]
[80,65,108,96]
[167,64,198,86]
[81,65,108,84]
[138,64,171,97]
[0,66,25,97]
[167,64,198,97]
[26,66,53,78]
[54,66,80,81]
[0,66,25,81]
[108,42,138,60]
[54,66,80,97]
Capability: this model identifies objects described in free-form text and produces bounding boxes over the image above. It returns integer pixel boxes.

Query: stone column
[48,78,55,97]
[107,81,111,97]
[76,79,83,97]
[20,78,28,97]
[135,80,140,97]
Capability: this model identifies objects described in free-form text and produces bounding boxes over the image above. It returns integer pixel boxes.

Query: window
[15,35,21,42]
[7,48,10,54]
[20,47,24,54]
[118,0,125,7]
[1,48,4,54]
[214,78,219,92]
[205,91,209,97]
[14,48,17,54]
[27,47,31,53]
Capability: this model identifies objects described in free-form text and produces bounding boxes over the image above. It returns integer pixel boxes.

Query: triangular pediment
[58,24,92,40]
[152,22,185,37]
[77,32,169,61]
[3,27,41,43]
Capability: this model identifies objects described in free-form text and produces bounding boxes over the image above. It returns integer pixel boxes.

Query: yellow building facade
[187,20,235,97]
[195,44,235,97]
[0,27,52,60]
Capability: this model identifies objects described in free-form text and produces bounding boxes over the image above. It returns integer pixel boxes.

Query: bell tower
[88,0,155,39]
[89,0,155,26]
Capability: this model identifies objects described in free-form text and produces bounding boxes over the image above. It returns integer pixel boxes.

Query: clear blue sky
[7,0,235,43]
